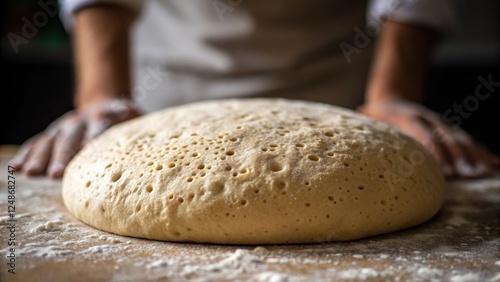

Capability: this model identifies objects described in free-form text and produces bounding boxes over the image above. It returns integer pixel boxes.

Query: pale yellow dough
[63,99,445,244]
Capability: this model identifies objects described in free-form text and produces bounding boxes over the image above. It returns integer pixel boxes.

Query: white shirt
[60,0,454,112]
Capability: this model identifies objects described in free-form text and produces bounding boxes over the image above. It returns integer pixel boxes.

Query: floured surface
[1,158,499,282]
[63,99,444,244]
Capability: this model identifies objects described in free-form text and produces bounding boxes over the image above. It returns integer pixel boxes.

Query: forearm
[73,5,135,109]
[365,21,438,105]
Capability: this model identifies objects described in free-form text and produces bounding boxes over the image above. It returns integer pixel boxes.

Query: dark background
[1,1,499,155]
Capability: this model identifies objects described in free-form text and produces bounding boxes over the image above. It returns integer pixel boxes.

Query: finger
[423,117,472,178]
[82,107,119,145]
[474,145,494,176]
[441,134,472,178]
[426,129,456,178]
[452,131,493,177]
[491,153,500,168]
[10,112,73,172]
[48,120,85,178]
[83,117,113,145]
[403,119,454,177]
[8,135,40,170]
[473,143,499,176]
[474,143,500,170]
[23,135,55,176]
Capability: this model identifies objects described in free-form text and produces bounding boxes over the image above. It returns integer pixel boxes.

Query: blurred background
[1,0,499,155]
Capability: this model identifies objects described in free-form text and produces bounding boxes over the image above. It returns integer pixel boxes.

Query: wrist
[364,90,409,106]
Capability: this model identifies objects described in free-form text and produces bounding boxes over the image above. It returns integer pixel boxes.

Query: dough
[62,99,445,244]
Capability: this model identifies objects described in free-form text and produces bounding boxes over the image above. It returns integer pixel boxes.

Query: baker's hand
[9,99,141,178]
[358,98,499,178]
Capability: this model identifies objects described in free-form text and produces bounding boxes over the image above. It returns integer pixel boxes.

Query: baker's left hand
[358,98,499,178]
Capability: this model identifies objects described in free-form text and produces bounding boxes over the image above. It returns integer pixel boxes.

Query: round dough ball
[62,99,445,244]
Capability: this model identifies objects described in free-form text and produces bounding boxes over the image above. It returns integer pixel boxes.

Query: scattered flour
[417,267,443,279]
[489,273,500,282]
[99,235,123,243]
[17,246,75,258]
[450,273,481,282]
[34,220,65,232]
[86,244,117,254]
[193,249,263,274]
[266,257,303,264]
[255,272,291,282]
[447,215,471,227]
[338,268,379,280]
[146,259,171,269]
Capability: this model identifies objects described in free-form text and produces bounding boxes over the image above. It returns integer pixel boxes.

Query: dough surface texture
[63,99,445,244]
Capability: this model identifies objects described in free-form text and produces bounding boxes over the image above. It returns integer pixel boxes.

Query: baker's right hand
[9,99,141,178]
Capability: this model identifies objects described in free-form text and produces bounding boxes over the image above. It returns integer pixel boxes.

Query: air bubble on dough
[308,155,320,162]
[272,180,287,190]
[62,98,445,245]
[111,172,122,182]
[269,163,283,172]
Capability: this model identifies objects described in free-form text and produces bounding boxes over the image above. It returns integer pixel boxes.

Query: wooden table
[1,155,499,282]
